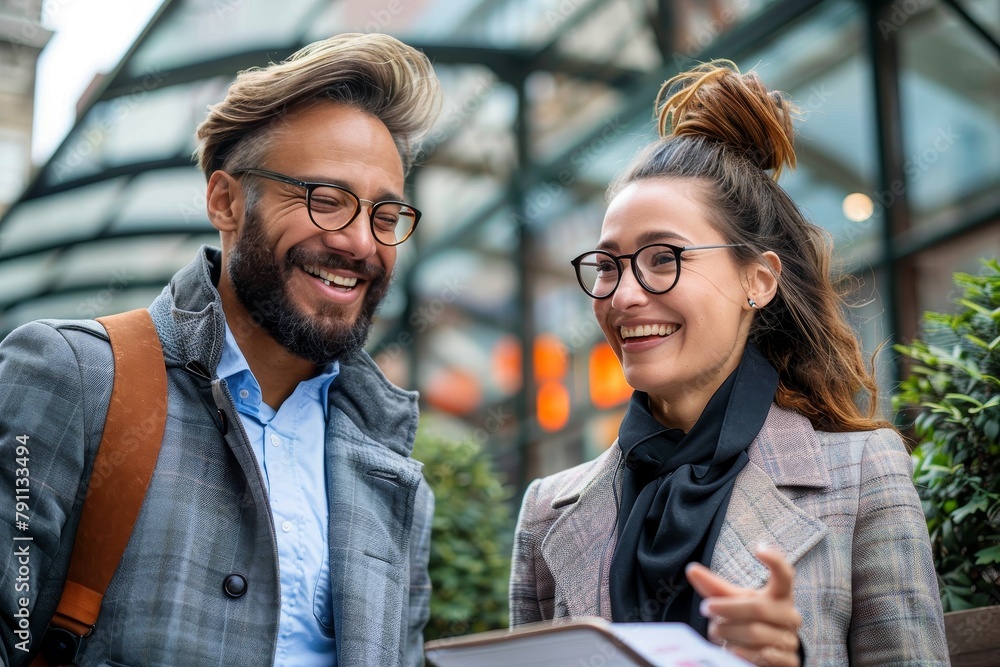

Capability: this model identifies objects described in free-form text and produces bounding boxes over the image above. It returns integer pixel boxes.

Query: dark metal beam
[941,0,1000,58]
[867,0,912,384]
[0,229,215,266]
[513,72,535,494]
[21,156,197,202]
[0,278,170,314]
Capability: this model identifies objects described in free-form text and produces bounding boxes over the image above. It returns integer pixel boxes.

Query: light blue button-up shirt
[218,324,340,666]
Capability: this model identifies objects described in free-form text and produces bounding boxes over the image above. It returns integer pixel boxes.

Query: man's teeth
[303,265,358,288]
[620,324,679,339]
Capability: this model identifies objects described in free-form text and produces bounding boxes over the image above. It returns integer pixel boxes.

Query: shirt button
[239,389,249,399]
[282,521,293,533]
[270,434,281,447]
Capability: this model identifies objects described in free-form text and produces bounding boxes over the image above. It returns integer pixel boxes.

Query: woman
[509,61,949,666]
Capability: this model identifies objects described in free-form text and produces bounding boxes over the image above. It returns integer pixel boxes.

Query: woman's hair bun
[655,60,798,179]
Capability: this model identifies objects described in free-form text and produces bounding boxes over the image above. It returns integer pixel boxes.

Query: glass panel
[412,247,515,316]
[112,167,211,233]
[414,166,503,246]
[0,252,58,313]
[2,288,164,335]
[424,67,514,178]
[307,0,591,49]
[127,0,321,76]
[0,233,215,337]
[552,0,661,70]
[43,79,229,187]
[528,73,625,164]
[737,1,880,264]
[965,0,999,35]
[0,178,126,256]
[899,3,1000,227]
[50,235,214,298]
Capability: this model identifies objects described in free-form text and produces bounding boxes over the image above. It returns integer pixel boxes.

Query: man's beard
[227,205,390,365]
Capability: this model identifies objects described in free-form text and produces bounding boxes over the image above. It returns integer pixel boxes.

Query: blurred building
[0,0,50,216]
[0,0,997,490]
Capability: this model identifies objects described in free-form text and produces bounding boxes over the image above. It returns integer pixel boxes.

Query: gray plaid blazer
[510,404,950,666]
[0,247,432,666]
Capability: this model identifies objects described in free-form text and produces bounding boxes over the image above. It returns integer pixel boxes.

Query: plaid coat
[0,247,432,666]
[510,404,950,666]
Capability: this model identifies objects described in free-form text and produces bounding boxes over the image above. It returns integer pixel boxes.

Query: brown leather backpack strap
[33,309,167,666]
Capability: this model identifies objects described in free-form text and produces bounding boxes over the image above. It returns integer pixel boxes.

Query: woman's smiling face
[593,177,759,429]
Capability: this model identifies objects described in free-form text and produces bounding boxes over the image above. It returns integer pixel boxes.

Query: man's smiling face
[223,102,404,364]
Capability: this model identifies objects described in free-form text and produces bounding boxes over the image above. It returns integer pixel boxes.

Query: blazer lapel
[711,405,831,588]
[540,446,622,619]
[325,408,422,666]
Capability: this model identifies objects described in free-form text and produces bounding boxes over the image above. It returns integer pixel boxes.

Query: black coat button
[223,573,248,598]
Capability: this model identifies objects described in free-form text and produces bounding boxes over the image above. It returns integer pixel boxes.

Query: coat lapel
[711,405,830,588]
[325,407,423,666]
[540,446,622,618]
[540,405,832,617]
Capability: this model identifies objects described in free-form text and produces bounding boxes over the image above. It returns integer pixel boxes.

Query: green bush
[894,258,1000,611]
[413,422,514,640]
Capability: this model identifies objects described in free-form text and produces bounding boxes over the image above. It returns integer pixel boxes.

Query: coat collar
[150,245,420,457]
[544,404,831,606]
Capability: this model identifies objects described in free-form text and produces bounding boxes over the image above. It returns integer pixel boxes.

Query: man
[0,33,442,666]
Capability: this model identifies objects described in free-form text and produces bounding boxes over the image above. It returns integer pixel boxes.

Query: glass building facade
[1,0,997,491]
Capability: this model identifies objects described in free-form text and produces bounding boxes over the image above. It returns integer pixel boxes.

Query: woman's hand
[685,545,802,667]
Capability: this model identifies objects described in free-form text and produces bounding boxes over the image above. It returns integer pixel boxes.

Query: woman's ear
[745,251,781,309]
[206,170,244,233]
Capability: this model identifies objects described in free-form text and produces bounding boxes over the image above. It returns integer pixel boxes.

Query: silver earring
[747,297,758,309]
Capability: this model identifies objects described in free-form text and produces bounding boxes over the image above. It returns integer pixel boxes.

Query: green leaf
[974,544,1000,565]
[959,299,994,317]
[952,498,988,524]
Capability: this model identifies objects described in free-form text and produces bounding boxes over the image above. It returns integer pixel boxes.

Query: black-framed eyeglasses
[570,243,745,299]
[231,168,421,246]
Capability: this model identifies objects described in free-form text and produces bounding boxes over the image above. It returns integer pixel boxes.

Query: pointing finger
[757,545,796,600]
[685,562,742,599]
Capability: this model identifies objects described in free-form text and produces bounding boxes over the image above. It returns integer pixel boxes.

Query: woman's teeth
[620,323,679,339]
[303,265,358,288]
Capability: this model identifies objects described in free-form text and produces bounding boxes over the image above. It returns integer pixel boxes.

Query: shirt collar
[218,323,340,419]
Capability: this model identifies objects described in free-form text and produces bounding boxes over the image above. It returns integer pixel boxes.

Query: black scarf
[608,342,779,636]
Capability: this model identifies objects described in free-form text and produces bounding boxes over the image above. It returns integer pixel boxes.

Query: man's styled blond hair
[195,33,442,178]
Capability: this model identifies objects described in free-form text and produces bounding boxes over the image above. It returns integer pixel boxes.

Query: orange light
[492,335,522,394]
[424,368,482,415]
[536,380,571,432]
[589,342,631,408]
[534,334,567,381]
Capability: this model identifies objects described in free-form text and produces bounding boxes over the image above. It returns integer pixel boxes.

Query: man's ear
[206,170,243,233]
[745,250,781,308]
